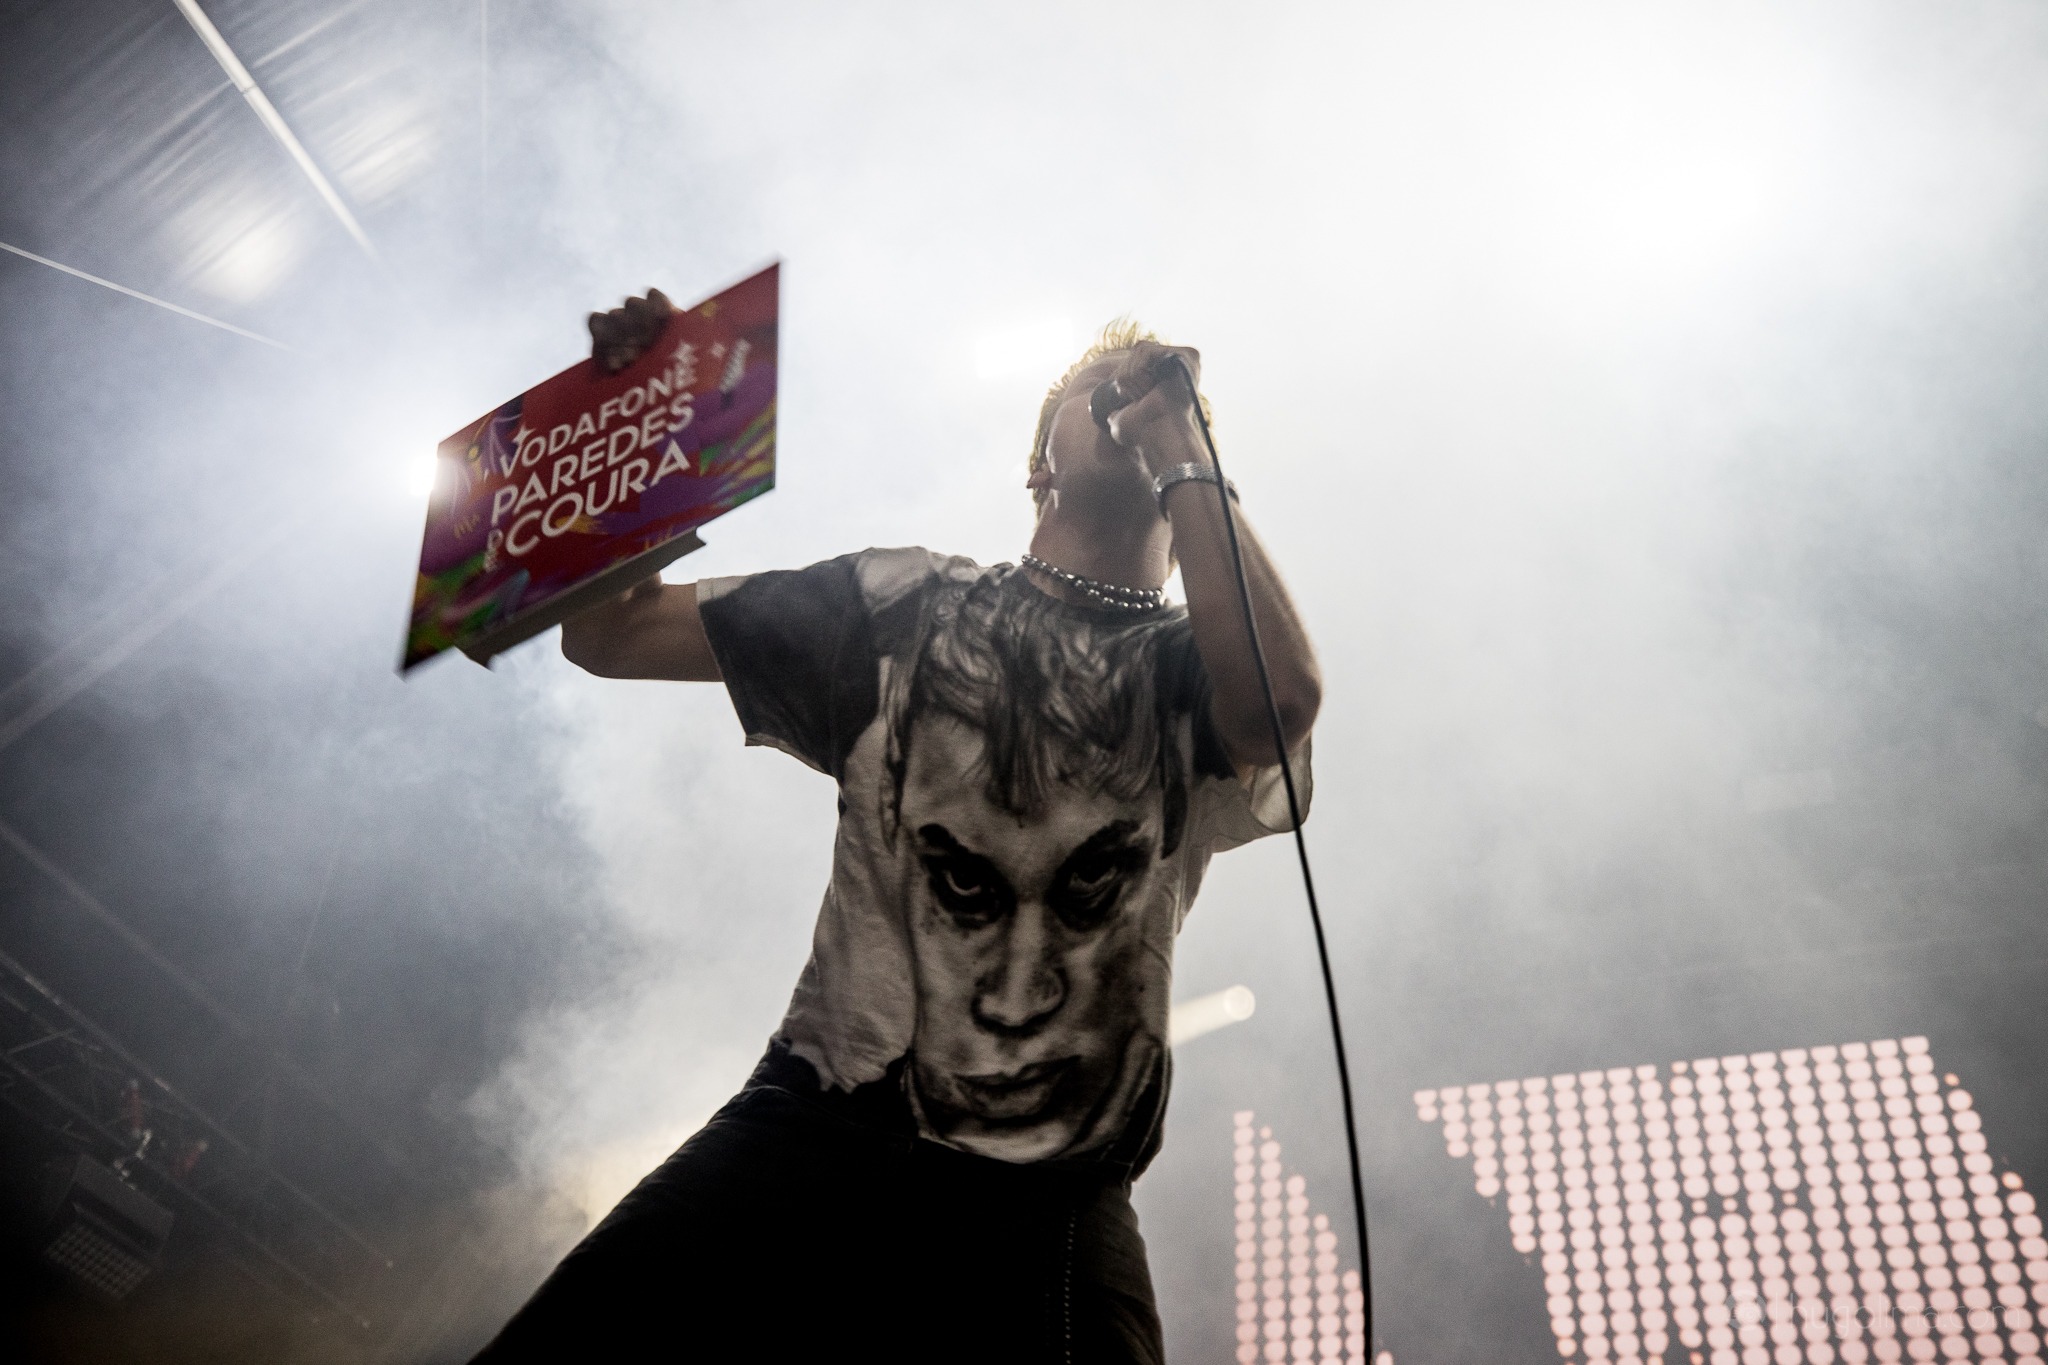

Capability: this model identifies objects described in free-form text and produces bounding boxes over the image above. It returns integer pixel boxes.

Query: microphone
[1088,352,1189,431]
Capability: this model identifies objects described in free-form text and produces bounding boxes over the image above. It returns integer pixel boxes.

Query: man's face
[898,713,1165,1161]
[1038,357,1159,528]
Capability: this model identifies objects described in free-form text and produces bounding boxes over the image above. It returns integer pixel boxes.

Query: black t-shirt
[697,548,1311,1168]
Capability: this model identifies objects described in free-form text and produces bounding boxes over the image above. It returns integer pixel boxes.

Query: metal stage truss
[0,945,390,1331]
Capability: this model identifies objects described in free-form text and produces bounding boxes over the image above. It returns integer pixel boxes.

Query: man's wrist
[1154,463,1238,515]
[1146,416,1210,474]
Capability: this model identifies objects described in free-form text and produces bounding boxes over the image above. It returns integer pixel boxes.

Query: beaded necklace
[1019,554,1167,613]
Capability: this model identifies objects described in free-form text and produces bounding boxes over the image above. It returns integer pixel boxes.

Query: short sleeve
[1190,737,1314,854]
[696,554,879,777]
[1158,620,1314,855]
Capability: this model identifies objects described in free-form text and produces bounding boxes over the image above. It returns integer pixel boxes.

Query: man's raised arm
[559,288,723,683]
[1105,342,1322,768]
[561,578,721,681]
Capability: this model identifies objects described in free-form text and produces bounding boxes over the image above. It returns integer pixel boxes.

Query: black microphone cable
[1104,354,1376,1358]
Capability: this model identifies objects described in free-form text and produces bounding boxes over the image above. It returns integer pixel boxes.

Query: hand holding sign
[589,288,674,374]
[402,264,779,672]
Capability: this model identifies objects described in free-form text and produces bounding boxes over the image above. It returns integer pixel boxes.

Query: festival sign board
[401,263,778,672]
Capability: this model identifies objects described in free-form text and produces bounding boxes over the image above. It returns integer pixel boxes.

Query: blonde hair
[1028,318,1214,513]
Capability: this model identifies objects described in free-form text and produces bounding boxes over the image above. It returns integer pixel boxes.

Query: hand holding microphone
[1089,340,1208,477]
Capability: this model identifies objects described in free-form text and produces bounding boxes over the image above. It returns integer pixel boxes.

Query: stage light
[167,185,305,305]
[37,1154,174,1302]
[1172,984,1258,1046]
[1233,1111,1369,1365]
[1419,1037,2048,1365]
[408,454,443,498]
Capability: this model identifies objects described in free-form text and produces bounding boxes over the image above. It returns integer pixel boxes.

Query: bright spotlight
[1169,984,1257,1047]
[407,455,442,499]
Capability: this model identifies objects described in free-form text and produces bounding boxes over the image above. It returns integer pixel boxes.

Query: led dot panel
[1415,1037,2047,1365]
[1234,1109,1370,1365]
[42,1216,154,1301]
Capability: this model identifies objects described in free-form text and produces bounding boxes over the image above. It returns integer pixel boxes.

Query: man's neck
[1025,505,1172,597]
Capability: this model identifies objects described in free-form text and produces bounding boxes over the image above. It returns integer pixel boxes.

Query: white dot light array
[1414,1038,2048,1365]
[1234,1110,1369,1365]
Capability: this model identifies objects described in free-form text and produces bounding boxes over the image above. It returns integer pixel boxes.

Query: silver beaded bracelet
[1152,462,1239,515]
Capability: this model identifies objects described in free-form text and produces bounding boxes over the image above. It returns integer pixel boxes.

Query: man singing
[473,292,1321,1364]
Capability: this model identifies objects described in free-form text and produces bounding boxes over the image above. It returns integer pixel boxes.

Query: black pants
[470,1080,1165,1364]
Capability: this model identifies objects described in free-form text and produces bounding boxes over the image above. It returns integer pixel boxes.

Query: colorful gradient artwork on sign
[402,262,778,671]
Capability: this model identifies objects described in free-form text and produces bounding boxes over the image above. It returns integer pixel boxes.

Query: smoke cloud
[5,3,2048,1361]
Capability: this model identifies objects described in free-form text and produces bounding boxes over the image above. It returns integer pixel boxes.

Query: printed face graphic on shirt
[898,713,1167,1162]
